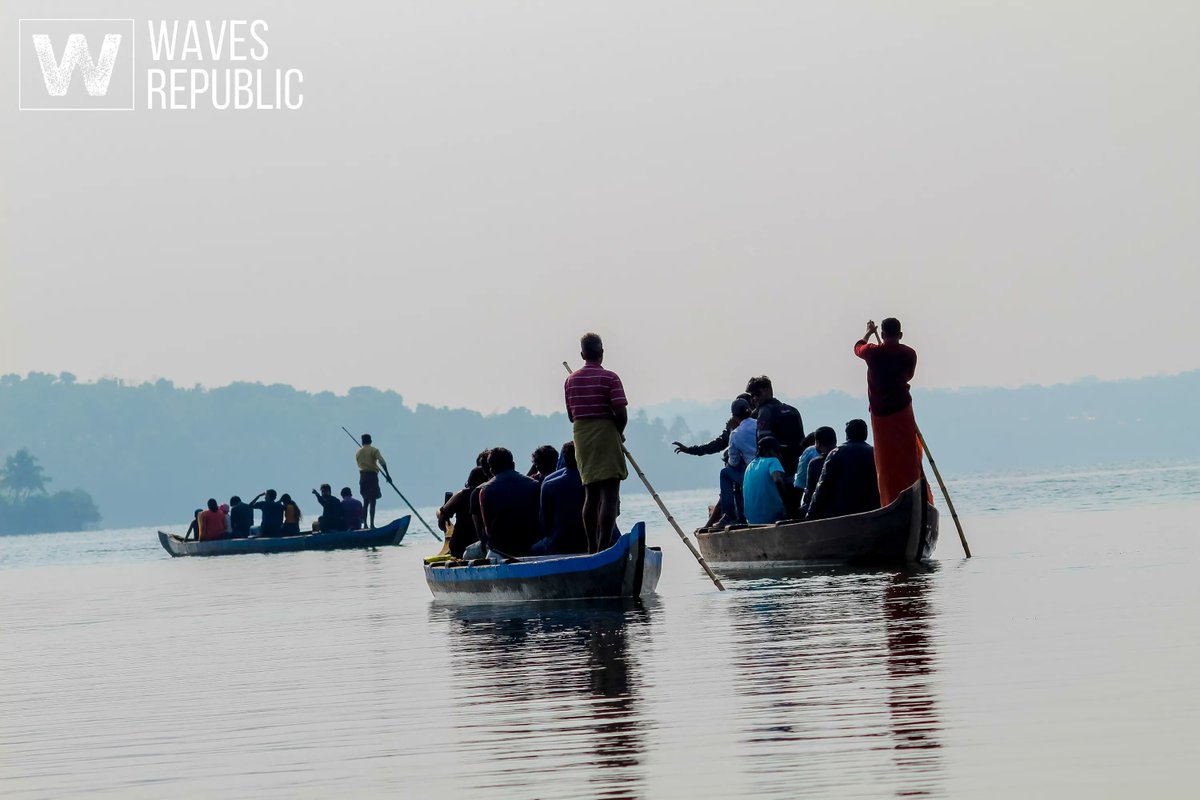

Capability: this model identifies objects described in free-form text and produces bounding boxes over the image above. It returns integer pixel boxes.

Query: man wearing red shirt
[854,317,928,506]
[564,332,628,553]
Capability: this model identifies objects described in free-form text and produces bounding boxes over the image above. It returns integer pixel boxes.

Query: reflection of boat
[432,598,653,798]
[695,480,937,568]
[424,522,661,603]
[157,516,410,557]
[725,567,943,796]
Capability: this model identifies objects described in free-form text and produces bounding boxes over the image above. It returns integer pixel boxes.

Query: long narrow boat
[158,516,411,557]
[696,480,938,568]
[424,522,661,603]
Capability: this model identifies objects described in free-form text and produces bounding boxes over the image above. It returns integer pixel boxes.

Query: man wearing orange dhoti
[854,317,930,506]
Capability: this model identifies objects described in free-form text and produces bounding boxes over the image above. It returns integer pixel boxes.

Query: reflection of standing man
[565,332,628,553]
[355,433,390,529]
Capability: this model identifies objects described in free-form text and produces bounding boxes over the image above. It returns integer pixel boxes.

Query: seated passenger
[198,498,227,541]
[249,489,284,538]
[807,419,882,520]
[340,487,364,530]
[464,447,540,561]
[280,494,302,536]
[716,396,757,525]
[742,436,790,525]
[437,453,491,558]
[228,496,254,538]
[799,426,838,515]
[528,445,560,484]
[793,432,819,490]
[531,441,586,555]
[184,508,202,540]
[312,484,344,532]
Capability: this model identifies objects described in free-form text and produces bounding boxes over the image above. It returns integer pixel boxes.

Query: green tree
[1,449,50,499]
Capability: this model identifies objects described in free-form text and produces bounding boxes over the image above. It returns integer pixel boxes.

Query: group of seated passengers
[740,419,881,526]
[185,485,366,541]
[675,378,882,527]
[436,442,614,563]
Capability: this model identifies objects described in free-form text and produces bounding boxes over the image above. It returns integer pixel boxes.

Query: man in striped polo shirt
[565,332,629,553]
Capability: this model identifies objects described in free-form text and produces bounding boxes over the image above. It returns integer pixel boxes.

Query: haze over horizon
[3,364,1196,418]
[5,2,1198,414]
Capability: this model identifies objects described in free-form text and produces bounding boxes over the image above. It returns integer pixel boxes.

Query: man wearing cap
[671,392,754,457]
[806,419,881,520]
[715,396,758,524]
[564,332,629,553]
[854,318,929,506]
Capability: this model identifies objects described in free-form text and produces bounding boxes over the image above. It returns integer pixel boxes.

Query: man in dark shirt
[799,426,838,516]
[472,447,541,560]
[746,376,805,479]
[532,441,587,555]
[807,419,882,520]
[438,454,491,559]
[312,484,344,532]
[249,489,284,538]
[228,496,254,538]
[339,487,364,530]
[527,445,560,484]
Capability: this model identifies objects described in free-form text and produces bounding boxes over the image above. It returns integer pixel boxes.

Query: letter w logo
[32,33,122,96]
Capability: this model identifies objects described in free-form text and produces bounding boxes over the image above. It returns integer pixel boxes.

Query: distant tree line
[0,370,1195,531]
[0,447,101,534]
[0,373,719,529]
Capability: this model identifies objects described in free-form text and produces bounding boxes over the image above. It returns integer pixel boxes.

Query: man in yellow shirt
[355,433,390,528]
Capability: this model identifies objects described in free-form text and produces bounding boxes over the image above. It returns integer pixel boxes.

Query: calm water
[2,463,1198,798]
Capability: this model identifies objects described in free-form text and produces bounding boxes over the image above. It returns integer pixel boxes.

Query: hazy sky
[4,2,1197,413]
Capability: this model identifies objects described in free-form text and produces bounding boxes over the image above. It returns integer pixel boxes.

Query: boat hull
[696,481,938,568]
[424,522,661,603]
[157,516,410,557]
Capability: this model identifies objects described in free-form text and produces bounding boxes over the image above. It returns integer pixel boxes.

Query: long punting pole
[870,330,971,557]
[564,361,725,590]
[341,426,442,541]
[915,427,971,558]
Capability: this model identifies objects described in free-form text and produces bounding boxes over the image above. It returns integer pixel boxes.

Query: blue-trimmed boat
[158,516,410,557]
[424,522,662,603]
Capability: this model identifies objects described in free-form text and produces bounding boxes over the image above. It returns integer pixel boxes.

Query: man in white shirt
[716,397,758,525]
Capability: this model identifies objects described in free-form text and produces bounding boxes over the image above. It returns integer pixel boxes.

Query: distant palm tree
[1,449,50,500]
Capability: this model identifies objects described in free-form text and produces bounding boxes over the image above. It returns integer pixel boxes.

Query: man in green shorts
[564,332,629,553]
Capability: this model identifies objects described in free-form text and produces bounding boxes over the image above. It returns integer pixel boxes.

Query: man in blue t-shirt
[741,436,791,524]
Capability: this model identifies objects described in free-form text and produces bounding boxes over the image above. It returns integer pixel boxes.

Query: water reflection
[430,599,653,800]
[726,568,943,798]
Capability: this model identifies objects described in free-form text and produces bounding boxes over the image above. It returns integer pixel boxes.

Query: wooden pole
[341,426,442,541]
[915,427,971,558]
[564,361,725,590]
[870,330,971,558]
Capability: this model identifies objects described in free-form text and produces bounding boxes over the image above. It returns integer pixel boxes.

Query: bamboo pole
[869,329,971,557]
[915,427,971,558]
[564,362,725,590]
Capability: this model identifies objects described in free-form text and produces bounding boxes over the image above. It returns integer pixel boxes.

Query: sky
[3,1,1198,414]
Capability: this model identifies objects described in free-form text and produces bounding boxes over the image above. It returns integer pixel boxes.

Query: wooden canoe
[424,522,662,603]
[696,480,938,568]
[158,516,410,557]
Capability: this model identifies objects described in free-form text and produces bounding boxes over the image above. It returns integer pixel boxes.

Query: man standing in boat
[854,318,929,506]
[355,433,390,529]
[565,332,628,553]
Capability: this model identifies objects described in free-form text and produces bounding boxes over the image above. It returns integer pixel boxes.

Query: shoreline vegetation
[0,449,101,535]
[0,369,1195,530]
